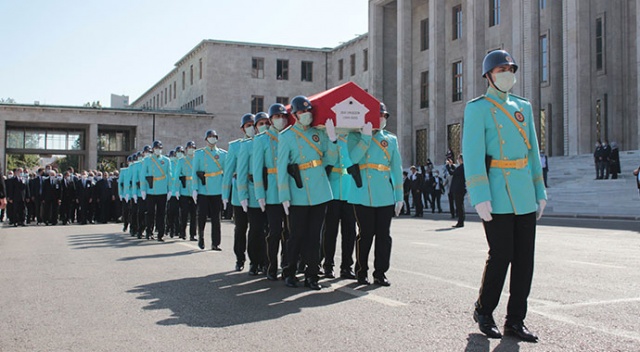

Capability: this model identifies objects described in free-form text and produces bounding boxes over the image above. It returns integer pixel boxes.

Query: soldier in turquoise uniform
[277,95,339,290]
[165,148,180,238]
[132,149,149,239]
[192,129,227,250]
[464,50,547,343]
[345,103,403,287]
[237,112,269,275]
[252,103,290,281]
[176,142,198,241]
[140,140,172,242]
[321,132,357,280]
[118,155,133,234]
[222,114,254,270]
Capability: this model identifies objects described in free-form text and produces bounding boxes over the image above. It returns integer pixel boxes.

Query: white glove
[475,200,493,222]
[141,191,146,200]
[175,191,180,200]
[133,194,138,203]
[394,201,403,217]
[258,198,266,212]
[192,190,198,204]
[125,194,130,202]
[325,119,337,142]
[361,122,373,136]
[222,198,228,210]
[282,200,290,215]
[240,199,248,212]
[537,199,547,220]
[167,192,172,201]
[119,195,123,201]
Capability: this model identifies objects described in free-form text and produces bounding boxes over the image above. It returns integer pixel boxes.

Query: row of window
[252,58,314,82]
[181,95,204,111]
[337,49,369,80]
[250,96,289,114]
[142,58,204,109]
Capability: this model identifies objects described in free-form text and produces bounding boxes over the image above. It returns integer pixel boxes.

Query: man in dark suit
[402,171,411,215]
[111,171,121,222]
[42,170,62,225]
[0,170,6,212]
[28,168,45,224]
[75,171,95,225]
[60,171,77,225]
[409,166,424,217]
[7,168,29,226]
[95,171,112,224]
[450,155,466,228]
[430,170,444,213]
[4,171,16,225]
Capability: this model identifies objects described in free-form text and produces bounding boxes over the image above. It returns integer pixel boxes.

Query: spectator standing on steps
[539,150,549,187]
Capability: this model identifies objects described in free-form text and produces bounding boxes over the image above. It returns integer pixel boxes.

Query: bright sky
[0,0,369,107]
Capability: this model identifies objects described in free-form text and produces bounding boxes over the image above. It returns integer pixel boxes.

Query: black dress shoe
[504,322,538,343]
[452,223,464,228]
[340,269,356,280]
[248,265,258,276]
[473,310,502,339]
[198,238,204,249]
[324,268,335,279]
[190,237,197,242]
[235,262,244,272]
[373,275,391,286]
[357,277,371,285]
[266,273,278,281]
[285,276,298,288]
[211,245,222,251]
[157,238,164,242]
[304,278,322,290]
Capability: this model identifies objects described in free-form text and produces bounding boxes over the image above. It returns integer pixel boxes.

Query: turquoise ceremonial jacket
[192,145,227,196]
[141,154,172,195]
[328,134,352,201]
[176,155,196,197]
[462,87,547,215]
[129,161,141,197]
[345,130,403,207]
[252,127,280,205]
[237,138,260,208]
[168,158,178,195]
[222,139,244,206]
[118,166,130,198]
[277,122,338,206]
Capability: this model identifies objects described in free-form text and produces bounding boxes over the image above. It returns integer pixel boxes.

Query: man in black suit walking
[450,155,466,228]
[402,171,411,215]
[409,166,424,217]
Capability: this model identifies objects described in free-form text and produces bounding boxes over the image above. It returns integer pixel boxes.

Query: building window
[252,57,265,79]
[452,61,463,102]
[363,49,368,71]
[350,54,356,76]
[251,95,264,114]
[169,84,172,102]
[489,0,500,27]
[199,58,203,79]
[190,65,194,85]
[596,16,604,72]
[6,128,84,151]
[338,59,344,80]
[164,88,168,104]
[540,0,546,9]
[182,71,185,90]
[453,5,463,40]
[277,59,289,80]
[276,96,289,105]
[98,130,130,152]
[301,61,313,82]
[416,128,428,165]
[447,123,462,159]
[420,18,429,51]
[540,34,549,83]
[173,81,176,98]
[420,71,429,109]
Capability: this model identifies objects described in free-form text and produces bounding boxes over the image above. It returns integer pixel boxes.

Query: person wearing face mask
[129,152,144,237]
[42,170,62,225]
[344,102,403,287]
[236,112,269,275]
[252,103,290,280]
[141,140,172,242]
[135,146,152,237]
[193,130,228,251]
[165,148,181,238]
[176,143,197,241]
[119,155,133,233]
[222,114,254,263]
[6,167,29,226]
[463,50,547,343]
[59,171,76,225]
[430,170,443,213]
[277,95,339,290]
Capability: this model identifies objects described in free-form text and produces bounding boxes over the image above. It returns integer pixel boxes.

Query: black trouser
[146,194,166,238]
[403,193,410,215]
[197,194,222,248]
[283,203,327,280]
[26,199,35,223]
[454,192,465,225]
[78,199,91,224]
[322,200,356,271]
[122,199,130,230]
[265,204,288,276]
[233,205,248,263]
[12,201,26,225]
[354,205,394,279]
[6,202,14,224]
[166,196,180,236]
[97,197,110,223]
[430,190,442,212]
[137,197,147,235]
[448,191,455,217]
[412,190,423,215]
[422,190,431,209]
[130,199,139,234]
[247,207,267,267]
[542,168,549,186]
[59,198,73,224]
[476,212,536,325]
[43,199,59,225]
[179,196,197,239]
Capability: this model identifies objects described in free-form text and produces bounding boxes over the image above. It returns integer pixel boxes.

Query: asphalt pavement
[0,214,639,352]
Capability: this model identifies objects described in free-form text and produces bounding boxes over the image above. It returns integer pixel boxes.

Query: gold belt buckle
[515,158,526,168]
[311,160,322,168]
[375,164,385,171]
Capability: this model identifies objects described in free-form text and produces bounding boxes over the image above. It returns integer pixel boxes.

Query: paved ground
[0,214,639,352]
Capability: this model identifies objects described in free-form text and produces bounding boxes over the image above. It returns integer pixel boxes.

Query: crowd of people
[594,140,621,180]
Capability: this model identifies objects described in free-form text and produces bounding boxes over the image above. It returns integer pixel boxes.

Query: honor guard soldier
[119,155,133,233]
[237,112,269,275]
[140,140,173,242]
[464,50,547,342]
[129,152,143,237]
[253,103,290,280]
[135,146,152,238]
[277,95,339,290]
[321,130,357,280]
[166,148,181,238]
[345,103,403,287]
[177,142,198,241]
[192,129,227,250]
[222,113,254,270]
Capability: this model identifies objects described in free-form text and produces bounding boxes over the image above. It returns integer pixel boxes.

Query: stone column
[0,120,5,170]
[637,0,640,148]
[563,0,578,155]
[368,1,385,100]
[396,0,412,164]
[87,123,98,169]
[429,0,446,161]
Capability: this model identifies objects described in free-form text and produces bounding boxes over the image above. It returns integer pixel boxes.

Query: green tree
[6,154,40,172]
[0,97,16,104]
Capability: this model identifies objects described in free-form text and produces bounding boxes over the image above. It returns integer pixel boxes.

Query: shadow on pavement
[68,233,163,250]
[117,250,198,261]
[464,333,522,352]
[127,271,357,328]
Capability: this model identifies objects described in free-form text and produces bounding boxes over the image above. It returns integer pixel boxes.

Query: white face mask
[154,149,162,156]
[176,152,184,159]
[245,127,255,138]
[258,124,270,133]
[272,118,287,131]
[187,148,195,156]
[379,117,387,130]
[299,112,313,126]
[493,71,516,92]
[207,137,218,145]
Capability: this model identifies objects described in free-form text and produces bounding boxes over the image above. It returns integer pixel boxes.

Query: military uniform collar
[486,86,509,102]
